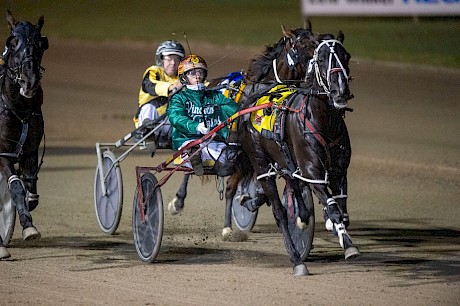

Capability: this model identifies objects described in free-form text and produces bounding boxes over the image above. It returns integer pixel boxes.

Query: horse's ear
[281,25,294,38]
[37,15,44,31]
[6,10,17,30]
[337,30,345,43]
[303,18,312,32]
[281,25,288,36]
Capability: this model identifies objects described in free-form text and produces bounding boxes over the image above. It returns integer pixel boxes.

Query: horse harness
[0,22,47,168]
[0,89,43,160]
[255,86,349,184]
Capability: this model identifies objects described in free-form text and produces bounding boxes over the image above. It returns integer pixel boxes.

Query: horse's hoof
[167,198,183,215]
[222,227,233,238]
[0,246,11,259]
[23,226,41,241]
[293,264,309,276]
[296,217,307,230]
[344,246,360,260]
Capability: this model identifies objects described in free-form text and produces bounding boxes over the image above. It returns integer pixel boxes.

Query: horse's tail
[199,175,212,185]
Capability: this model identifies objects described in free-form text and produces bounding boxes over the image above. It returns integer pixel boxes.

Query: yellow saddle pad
[250,85,296,133]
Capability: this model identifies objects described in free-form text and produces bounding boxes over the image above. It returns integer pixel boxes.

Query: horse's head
[307,32,352,109]
[279,20,317,80]
[4,10,48,98]
[246,20,316,84]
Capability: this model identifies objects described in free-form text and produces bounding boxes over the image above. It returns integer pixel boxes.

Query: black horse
[166,22,317,224]
[235,32,359,275]
[0,10,48,259]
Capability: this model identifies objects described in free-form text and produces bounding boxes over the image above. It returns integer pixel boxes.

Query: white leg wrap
[325,218,333,231]
[334,223,347,249]
[326,198,337,206]
[222,227,232,238]
[332,193,348,199]
[167,197,182,215]
[27,192,39,202]
[7,175,25,190]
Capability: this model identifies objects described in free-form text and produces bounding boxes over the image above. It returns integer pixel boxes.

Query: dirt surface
[1,39,459,305]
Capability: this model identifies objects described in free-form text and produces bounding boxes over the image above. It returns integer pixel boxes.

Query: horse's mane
[246,36,287,82]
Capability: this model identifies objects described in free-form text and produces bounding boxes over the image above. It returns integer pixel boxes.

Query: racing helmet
[178,54,208,84]
[155,40,185,66]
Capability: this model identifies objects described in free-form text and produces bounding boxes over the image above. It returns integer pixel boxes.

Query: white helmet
[155,40,185,66]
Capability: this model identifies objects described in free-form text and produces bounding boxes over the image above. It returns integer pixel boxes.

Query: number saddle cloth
[250,84,297,141]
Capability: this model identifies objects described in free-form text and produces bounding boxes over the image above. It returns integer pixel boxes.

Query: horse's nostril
[330,89,338,97]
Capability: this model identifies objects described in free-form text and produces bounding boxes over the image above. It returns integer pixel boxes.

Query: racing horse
[166,22,317,217]
[235,32,359,275]
[0,10,48,259]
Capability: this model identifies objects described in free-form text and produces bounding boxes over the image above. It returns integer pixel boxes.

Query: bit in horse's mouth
[333,100,348,109]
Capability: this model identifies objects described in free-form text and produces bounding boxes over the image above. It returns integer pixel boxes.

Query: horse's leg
[284,179,311,230]
[167,173,190,215]
[19,151,40,212]
[0,172,11,258]
[328,173,349,228]
[7,173,40,240]
[0,234,11,259]
[222,169,243,238]
[310,183,359,259]
[329,119,352,229]
[260,177,309,276]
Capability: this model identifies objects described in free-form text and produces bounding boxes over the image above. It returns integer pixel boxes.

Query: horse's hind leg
[310,183,359,259]
[260,177,309,276]
[167,173,190,215]
[222,169,243,238]
[285,179,311,230]
[8,175,40,240]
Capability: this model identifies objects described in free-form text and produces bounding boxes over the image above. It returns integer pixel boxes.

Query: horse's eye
[9,38,18,49]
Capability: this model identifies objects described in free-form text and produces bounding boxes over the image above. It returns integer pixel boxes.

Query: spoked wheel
[94,150,123,235]
[282,185,315,262]
[0,173,15,247]
[132,172,164,263]
[231,175,258,231]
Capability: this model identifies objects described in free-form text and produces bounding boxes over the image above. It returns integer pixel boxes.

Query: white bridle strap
[272,59,283,84]
[312,39,349,94]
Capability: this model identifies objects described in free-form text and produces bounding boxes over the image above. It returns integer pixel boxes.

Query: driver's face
[162,55,181,77]
[186,68,206,85]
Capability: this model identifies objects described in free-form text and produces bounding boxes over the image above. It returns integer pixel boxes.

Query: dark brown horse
[0,10,48,259]
[166,22,318,221]
[234,32,359,275]
[220,22,321,236]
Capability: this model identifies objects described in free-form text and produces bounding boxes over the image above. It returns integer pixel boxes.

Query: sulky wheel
[0,173,15,247]
[231,176,258,232]
[282,185,315,262]
[94,150,123,235]
[132,172,164,263]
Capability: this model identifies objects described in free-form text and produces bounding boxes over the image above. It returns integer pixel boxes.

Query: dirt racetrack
[1,39,459,305]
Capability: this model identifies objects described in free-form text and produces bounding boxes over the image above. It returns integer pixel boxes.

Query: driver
[167,55,238,176]
[133,40,185,147]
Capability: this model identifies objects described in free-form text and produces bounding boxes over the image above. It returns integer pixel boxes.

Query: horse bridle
[273,32,309,84]
[307,39,349,102]
[0,24,47,166]
[3,24,48,85]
